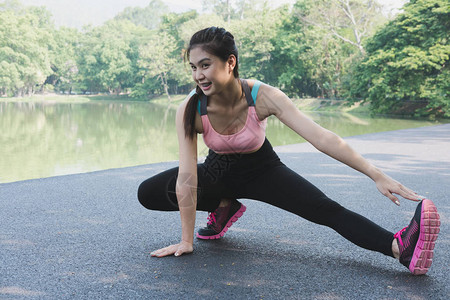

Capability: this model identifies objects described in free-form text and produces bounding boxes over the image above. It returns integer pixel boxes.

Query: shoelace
[394,227,407,247]
[207,212,217,225]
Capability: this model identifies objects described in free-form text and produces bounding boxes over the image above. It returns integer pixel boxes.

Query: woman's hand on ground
[375,174,424,205]
[150,241,193,258]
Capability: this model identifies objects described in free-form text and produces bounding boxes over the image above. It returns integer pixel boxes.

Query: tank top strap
[240,79,255,107]
[199,94,208,116]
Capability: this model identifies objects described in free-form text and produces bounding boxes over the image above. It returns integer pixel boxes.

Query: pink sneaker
[196,200,246,240]
[394,199,440,275]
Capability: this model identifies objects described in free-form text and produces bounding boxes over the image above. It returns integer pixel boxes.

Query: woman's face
[189,46,236,96]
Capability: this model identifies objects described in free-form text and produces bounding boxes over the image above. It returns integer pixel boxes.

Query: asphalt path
[1,124,449,300]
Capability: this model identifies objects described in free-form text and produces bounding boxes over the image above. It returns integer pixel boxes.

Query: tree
[350,0,450,117]
[202,0,235,22]
[270,1,364,98]
[229,5,282,82]
[0,6,54,96]
[201,0,269,22]
[0,0,21,12]
[136,31,177,101]
[269,6,323,97]
[114,0,169,30]
[48,27,81,94]
[77,20,148,94]
[296,0,385,55]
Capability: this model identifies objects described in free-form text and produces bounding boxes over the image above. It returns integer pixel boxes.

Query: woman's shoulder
[243,79,262,89]
[187,88,197,97]
[177,93,191,109]
[176,90,195,117]
[246,80,289,119]
[178,88,198,104]
[241,79,280,99]
[242,79,277,92]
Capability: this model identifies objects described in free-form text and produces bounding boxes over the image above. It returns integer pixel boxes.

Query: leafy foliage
[76,20,148,94]
[350,0,449,117]
[135,31,177,99]
[0,0,448,118]
[0,5,53,96]
[114,0,169,30]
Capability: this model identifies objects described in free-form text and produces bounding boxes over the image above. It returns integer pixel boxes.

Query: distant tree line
[0,0,448,117]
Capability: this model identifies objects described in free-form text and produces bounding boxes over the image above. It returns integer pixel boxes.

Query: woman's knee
[310,196,346,225]
[137,179,156,209]
[137,173,179,211]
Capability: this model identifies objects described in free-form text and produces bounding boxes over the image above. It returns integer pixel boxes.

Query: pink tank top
[197,79,267,154]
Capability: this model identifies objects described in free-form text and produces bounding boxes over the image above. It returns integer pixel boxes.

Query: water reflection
[0,101,440,183]
[1,101,180,183]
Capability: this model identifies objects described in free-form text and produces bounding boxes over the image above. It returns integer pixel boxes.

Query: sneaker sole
[409,199,440,275]
[196,204,247,240]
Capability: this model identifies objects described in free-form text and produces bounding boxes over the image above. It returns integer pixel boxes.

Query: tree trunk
[160,72,172,103]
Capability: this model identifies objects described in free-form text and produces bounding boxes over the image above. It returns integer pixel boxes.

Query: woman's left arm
[257,85,421,205]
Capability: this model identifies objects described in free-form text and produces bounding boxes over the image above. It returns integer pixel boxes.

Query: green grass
[87,94,133,101]
[150,94,186,105]
[0,94,90,103]
[292,98,370,113]
[0,93,187,104]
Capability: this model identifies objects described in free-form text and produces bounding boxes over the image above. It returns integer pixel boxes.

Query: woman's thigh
[240,164,343,225]
[137,165,229,212]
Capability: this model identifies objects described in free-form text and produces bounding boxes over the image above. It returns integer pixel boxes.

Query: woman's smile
[199,82,212,90]
[189,47,234,95]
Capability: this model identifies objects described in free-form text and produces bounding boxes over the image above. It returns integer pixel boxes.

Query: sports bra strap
[199,94,208,115]
[198,79,257,115]
[252,81,261,101]
[240,79,255,107]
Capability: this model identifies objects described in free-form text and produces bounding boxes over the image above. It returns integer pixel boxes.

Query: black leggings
[138,138,395,257]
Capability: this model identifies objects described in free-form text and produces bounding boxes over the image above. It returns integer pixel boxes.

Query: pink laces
[394,227,407,247]
[207,212,217,225]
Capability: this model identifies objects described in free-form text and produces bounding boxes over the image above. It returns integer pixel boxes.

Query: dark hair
[183,27,239,139]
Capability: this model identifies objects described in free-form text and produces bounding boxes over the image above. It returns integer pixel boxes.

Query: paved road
[1,124,449,299]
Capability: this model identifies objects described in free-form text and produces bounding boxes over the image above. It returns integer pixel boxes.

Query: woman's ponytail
[183,86,202,139]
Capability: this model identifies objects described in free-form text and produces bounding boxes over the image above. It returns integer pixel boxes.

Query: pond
[0,100,443,183]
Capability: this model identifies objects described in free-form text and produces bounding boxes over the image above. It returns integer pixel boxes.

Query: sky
[20,0,407,29]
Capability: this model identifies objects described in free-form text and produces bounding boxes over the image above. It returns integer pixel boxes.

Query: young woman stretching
[137,27,440,275]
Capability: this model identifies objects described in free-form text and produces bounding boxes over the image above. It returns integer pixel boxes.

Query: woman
[138,27,440,275]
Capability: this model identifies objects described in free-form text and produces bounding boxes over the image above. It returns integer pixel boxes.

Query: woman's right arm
[150,100,198,257]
